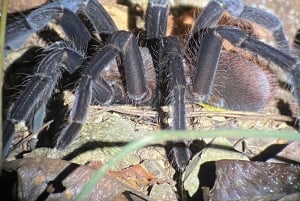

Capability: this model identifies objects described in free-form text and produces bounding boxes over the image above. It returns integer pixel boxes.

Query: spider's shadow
[62,140,128,161]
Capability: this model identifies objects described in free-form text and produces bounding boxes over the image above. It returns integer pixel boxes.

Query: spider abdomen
[208,51,277,111]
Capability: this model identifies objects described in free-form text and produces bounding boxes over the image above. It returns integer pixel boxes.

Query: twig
[90,105,293,122]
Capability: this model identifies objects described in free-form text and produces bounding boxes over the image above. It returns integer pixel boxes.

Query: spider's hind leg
[4,0,113,54]
[160,37,192,172]
[203,0,290,50]
[239,5,289,50]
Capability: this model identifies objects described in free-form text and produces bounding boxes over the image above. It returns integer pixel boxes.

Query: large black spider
[3,0,300,172]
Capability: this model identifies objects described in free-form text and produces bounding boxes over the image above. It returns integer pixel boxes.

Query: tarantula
[3,0,300,172]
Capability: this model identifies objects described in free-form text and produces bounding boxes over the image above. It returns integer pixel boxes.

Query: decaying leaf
[1,157,177,201]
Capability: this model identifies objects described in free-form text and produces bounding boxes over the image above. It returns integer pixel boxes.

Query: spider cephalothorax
[3,0,300,172]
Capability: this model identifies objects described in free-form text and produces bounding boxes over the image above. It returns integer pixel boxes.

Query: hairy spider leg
[217,27,297,72]
[57,8,91,51]
[78,0,148,102]
[239,6,289,51]
[3,45,85,158]
[188,0,289,51]
[110,31,149,102]
[56,31,150,148]
[185,0,293,111]
[145,0,168,105]
[3,0,122,155]
[160,37,187,133]
[294,29,300,57]
[56,0,118,36]
[191,29,223,101]
[5,2,64,52]
[145,0,192,172]
[183,0,224,104]
[33,10,91,133]
[55,46,119,148]
[3,3,94,157]
[188,1,283,71]
[160,37,192,172]
[145,0,168,40]
[79,0,118,35]
[4,1,106,155]
[4,0,117,54]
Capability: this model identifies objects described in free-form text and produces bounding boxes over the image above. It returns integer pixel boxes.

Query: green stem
[75,129,300,201]
[0,0,9,166]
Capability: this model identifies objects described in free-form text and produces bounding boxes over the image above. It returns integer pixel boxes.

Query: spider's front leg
[3,4,94,157]
[5,0,116,53]
[5,2,64,52]
[56,31,150,148]
[55,45,119,148]
[159,37,192,172]
[3,44,85,157]
[146,0,192,172]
